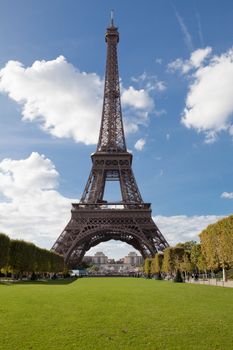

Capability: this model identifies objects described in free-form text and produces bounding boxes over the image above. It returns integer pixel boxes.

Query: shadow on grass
[0,277,78,286]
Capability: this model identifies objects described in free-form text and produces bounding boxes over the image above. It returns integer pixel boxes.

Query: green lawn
[0,278,233,350]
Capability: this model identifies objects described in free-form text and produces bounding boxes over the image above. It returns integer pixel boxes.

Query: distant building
[92,252,108,264]
[83,251,143,267]
[124,252,143,266]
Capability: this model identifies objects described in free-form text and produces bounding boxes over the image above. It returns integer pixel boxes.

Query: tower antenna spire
[110,9,114,27]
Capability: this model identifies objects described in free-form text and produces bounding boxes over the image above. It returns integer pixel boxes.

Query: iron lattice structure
[52,20,169,267]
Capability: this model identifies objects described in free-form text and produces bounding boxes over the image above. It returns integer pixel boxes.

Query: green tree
[190,243,207,273]
[144,258,152,277]
[200,226,219,271]
[49,251,64,273]
[6,237,64,278]
[190,243,200,270]
[0,233,10,270]
[151,253,164,277]
[9,240,36,276]
[176,241,197,252]
[197,253,207,273]
[200,215,233,281]
[216,216,233,280]
[162,247,185,275]
[35,248,47,273]
[180,251,193,277]
[162,248,174,275]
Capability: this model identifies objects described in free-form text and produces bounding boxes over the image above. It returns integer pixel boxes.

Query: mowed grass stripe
[0,278,233,350]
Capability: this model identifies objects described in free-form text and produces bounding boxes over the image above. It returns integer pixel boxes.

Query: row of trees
[144,215,233,281]
[0,233,64,276]
[144,243,200,279]
[200,215,233,281]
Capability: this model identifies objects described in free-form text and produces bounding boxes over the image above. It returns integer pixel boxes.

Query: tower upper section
[96,20,127,153]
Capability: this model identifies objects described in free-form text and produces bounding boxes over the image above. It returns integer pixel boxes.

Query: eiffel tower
[52,16,169,267]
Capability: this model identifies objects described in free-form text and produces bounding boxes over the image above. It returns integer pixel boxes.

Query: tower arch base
[52,204,169,268]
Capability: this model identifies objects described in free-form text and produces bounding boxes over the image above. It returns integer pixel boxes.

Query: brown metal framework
[51,19,169,267]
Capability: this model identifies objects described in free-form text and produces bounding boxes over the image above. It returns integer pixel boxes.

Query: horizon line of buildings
[83,251,143,266]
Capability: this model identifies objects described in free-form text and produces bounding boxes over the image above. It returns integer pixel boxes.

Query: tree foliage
[162,247,185,274]
[190,243,207,272]
[0,233,10,269]
[144,258,152,277]
[180,251,193,274]
[9,240,36,273]
[151,253,164,275]
[0,234,65,276]
[199,215,233,271]
[176,241,197,252]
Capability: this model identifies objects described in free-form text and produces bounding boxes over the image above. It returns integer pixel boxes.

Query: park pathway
[186,278,233,288]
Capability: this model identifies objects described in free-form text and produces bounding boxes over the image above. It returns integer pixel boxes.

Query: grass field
[1,278,233,350]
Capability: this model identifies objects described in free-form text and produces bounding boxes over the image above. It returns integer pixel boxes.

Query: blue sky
[0,1,232,258]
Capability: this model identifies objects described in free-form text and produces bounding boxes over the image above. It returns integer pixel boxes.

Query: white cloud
[229,125,233,136]
[121,86,156,134]
[0,152,58,195]
[155,109,166,117]
[124,121,139,134]
[190,48,212,69]
[155,58,162,65]
[167,58,185,73]
[131,72,147,83]
[166,133,170,141]
[134,138,146,151]
[204,131,217,144]
[0,56,103,145]
[154,214,223,245]
[122,86,154,110]
[182,48,233,139]
[124,73,166,130]
[169,47,233,142]
[168,47,212,73]
[0,57,157,145]
[131,72,166,92]
[221,192,233,199]
[155,81,166,92]
[0,152,74,247]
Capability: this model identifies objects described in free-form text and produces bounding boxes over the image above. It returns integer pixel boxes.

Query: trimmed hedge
[0,233,10,269]
[0,234,64,275]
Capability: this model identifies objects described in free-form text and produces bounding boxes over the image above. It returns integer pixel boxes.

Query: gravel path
[186,278,233,288]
